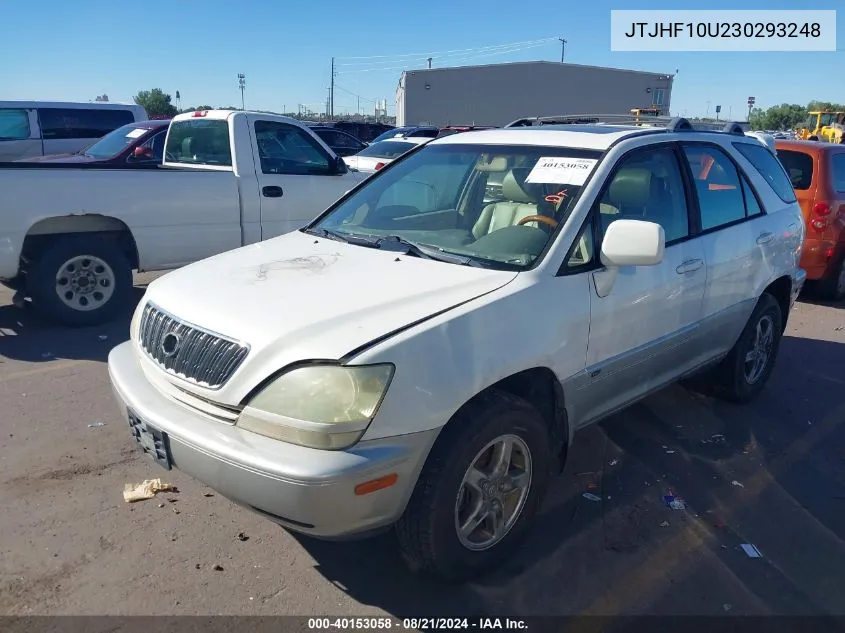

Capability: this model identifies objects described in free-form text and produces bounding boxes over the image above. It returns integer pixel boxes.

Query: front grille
[137,302,250,389]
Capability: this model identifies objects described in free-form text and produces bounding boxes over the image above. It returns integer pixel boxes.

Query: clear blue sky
[0,0,842,119]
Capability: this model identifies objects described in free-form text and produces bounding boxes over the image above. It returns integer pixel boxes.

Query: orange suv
[775,139,845,300]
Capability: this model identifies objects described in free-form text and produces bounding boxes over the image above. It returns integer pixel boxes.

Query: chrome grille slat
[137,303,249,389]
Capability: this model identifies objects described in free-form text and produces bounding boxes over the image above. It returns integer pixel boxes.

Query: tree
[133,88,178,118]
[807,101,845,112]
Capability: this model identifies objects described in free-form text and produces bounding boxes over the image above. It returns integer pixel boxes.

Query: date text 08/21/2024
[307,618,529,630]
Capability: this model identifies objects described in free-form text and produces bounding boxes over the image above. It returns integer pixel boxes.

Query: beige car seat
[472,169,540,239]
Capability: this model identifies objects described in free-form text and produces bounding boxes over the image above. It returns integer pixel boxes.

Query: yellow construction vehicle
[796,111,845,142]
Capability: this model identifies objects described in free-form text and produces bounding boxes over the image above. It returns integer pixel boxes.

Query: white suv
[108,117,806,582]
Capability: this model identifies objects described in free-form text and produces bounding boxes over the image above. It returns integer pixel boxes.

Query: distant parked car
[310,127,368,157]
[0,100,148,161]
[370,126,440,143]
[343,137,431,173]
[775,139,845,299]
[18,120,170,166]
[437,125,496,138]
[308,121,394,143]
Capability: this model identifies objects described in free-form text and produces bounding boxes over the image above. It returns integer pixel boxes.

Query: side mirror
[600,219,665,268]
[334,155,348,174]
[132,146,153,159]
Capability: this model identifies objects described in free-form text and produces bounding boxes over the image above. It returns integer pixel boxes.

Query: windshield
[371,128,409,143]
[82,123,152,158]
[311,143,602,270]
[357,140,420,159]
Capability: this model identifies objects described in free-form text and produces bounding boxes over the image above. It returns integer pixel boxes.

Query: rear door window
[776,149,814,190]
[38,108,135,139]
[733,141,797,203]
[0,109,31,139]
[831,153,845,193]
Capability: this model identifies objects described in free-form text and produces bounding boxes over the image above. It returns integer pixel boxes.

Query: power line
[338,41,553,74]
[336,37,556,65]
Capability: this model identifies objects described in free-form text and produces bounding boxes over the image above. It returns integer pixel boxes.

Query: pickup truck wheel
[395,391,551,582]
[28,236,132,327]
[712,293,783,403]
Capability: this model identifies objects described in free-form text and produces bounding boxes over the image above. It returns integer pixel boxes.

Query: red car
[19,119,170,167]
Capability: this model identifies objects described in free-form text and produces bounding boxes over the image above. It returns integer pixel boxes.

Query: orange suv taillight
[809,200,833,232]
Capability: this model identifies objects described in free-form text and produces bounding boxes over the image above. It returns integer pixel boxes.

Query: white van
[0,101,148,161]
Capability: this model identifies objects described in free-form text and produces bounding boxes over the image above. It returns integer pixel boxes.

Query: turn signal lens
[354,474,398,496]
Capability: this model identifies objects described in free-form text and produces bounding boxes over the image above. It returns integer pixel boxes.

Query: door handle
[676,258,703,274]
[756,232,774,245]
[262,186,283,198]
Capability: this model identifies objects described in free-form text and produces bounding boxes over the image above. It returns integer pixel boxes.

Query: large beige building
[395,61,675,128]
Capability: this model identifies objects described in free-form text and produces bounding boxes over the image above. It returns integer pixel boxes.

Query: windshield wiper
[303,227,380,247]
[376,235,483,267]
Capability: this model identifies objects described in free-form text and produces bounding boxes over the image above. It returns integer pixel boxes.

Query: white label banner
[525,157,598,185]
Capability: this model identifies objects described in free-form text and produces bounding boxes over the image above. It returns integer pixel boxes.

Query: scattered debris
[731,480,744,488]
[123,478,177,503]
[665,450,676,454]
[664,493,686,510]
[236,532,249,542]
[644,481,651,486]
[98,334,109,340]
[172,508,181,515]
[835,326,843,331]
[202,492,214,497]
[582,492,602,502]
[659,521,670,527]
[741,543,762,558]
[167,498,178,503]
[586,481,598,490]
[213,564,224,571]
[661,445,668,449]
[87,422,105,428]
[195,564,201,570]
[158,503,165,508]
[608,459,618,467]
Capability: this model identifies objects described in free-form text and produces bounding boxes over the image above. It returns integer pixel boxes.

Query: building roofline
[400,60,674,79]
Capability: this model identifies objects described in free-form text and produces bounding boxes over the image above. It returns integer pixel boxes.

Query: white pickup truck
[0,110,368,326]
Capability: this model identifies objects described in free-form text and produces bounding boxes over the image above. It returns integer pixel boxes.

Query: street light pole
[237,73,246,110]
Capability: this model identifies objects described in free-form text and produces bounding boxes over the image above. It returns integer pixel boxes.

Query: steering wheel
[517,215,558,229]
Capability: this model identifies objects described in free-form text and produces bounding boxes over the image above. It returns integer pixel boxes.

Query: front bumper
[107,341,438,539]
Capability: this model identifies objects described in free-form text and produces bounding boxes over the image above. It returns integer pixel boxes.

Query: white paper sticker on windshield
[525,157,598,185]
[125,128,147,139]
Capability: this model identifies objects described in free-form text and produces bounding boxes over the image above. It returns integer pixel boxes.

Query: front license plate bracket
[128,409,172,470]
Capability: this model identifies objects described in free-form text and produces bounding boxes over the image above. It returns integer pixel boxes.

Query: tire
[27,235,133,327]
[711,293,783,403]
[395,390,552,582]
[816,254,845,302]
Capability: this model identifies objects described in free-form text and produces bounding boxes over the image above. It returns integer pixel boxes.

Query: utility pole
[558,38,567,62]
[357,95,360,115]
[330,57,336,119]
[427,57,432,69]
[237,73,246,110]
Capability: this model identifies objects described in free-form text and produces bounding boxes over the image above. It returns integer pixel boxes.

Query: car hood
[18,153,101,163]
[139,230,517,403]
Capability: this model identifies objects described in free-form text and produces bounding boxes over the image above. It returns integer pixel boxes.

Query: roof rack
[504,114,748,137]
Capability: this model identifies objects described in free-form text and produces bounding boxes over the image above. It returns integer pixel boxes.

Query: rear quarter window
[831,153,845,193]
[38,108,135,139]
[776,149,814,190]
[165,119,232,167]
[733,141,797,203]
[0,108,31,140]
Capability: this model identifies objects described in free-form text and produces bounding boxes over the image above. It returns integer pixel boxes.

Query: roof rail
[503,114,749,136]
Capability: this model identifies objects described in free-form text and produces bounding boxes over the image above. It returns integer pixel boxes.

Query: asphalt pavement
[1,274,844,618]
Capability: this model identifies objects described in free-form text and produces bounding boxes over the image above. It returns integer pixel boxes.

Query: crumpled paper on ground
[123,478,177,503]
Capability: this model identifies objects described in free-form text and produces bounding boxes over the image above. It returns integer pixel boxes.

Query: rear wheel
[27,235,133,327]
[710,293,783,403]
[395,391,552,582]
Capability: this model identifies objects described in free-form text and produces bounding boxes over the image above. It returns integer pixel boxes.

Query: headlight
[237,364,394,450]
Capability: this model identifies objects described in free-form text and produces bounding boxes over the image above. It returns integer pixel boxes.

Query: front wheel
[395,391,552,582]
[27,235,133,327]
[712,293,783,403]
